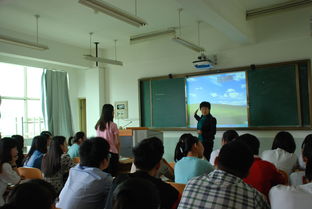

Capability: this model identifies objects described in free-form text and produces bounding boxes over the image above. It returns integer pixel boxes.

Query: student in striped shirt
[178,140,269,209]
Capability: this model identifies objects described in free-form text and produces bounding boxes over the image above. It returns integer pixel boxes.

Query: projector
[192,53,217,70]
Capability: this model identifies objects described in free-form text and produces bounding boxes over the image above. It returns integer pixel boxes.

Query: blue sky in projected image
[186,72,247,106]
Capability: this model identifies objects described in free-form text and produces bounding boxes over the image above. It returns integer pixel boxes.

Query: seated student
[0,179,57,209]
[105,137,179,209]
[269,153,312,209]
[237,134,286,197]
[56,137,113,209]
[112,178,160,209]
[40,131,52,146]
[41,136,75,193]
[261,131,298,174]
[290,134,312,186]
[174,133,213,184]
[130,158,174,181]
[209,130,238,166]
[11,135,24,167]
[178,141,269,209]
[67,131,86,158]
[0,138,21,207]
[23,135,48,169]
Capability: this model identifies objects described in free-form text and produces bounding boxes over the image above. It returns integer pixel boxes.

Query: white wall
[103,8,312,161]
[1,7,311,160]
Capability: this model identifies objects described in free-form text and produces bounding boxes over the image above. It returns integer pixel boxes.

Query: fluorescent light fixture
[246,0,312,19]
[84,55,123,66]
[130,28,176,44]
[79,0,147,27]
[0,34,49,50]
[172,36,204,52]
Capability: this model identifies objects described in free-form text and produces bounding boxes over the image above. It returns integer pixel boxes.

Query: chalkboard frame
[139,59,312,130]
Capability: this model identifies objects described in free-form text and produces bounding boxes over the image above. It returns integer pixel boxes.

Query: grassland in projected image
[188,103,248,128]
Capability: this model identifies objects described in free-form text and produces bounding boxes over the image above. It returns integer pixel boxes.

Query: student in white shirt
[261,131,298,174]
[0,138,21,206]
[209,130,238,166]
[269,148,312,209]
[290,134,312,186]
[56,137,113,209]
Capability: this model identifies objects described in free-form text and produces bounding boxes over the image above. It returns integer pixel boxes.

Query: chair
[73,157,80,164]
[277,169,289,185]
[167,182,186,209]
[17,167,43,179]
[168,162,175,170]
[167,182,186,195]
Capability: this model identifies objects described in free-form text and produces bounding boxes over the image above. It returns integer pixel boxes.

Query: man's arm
[194,109,201,121]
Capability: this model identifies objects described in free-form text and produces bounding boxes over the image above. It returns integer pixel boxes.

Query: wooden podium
[119,127,163,157]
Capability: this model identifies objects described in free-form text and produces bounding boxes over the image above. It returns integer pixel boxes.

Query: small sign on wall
[115,101,128,119]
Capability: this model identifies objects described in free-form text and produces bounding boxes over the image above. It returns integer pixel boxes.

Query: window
[0,62,44,139]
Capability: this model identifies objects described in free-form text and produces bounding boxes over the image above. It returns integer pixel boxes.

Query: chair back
[17,167,43,179]
[278,169,289,185]
[73,157,80,164]
[168,182,186,195]
[168,162,175,170]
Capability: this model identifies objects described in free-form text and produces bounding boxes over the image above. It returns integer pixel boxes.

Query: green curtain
[41,69,73,137]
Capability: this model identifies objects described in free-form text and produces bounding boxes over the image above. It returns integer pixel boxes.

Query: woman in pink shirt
[95,104,120,176]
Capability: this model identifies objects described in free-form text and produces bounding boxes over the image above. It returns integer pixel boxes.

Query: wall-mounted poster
[115,101,128,119]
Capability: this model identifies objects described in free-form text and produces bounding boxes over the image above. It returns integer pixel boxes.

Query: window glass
[0,63,24,97]
[27,67,42,98]
[0,99,24,136]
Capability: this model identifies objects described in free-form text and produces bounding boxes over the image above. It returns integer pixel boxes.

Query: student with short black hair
[41,136,75,193]
[112,178,160,209]
[11,135,24,167]
[106,137,179,209]
[237,134,286,197]
[174,133,213,184]
[209,130,238,165]
[178,140,269,209]
[261,131,298,174]
[56,137,112,209]
[67,131,86,158]
[290,134,312,186]
[23,135,48,169]
[0,138,21,206]
[1,179,57,209]
[194,101,217,161]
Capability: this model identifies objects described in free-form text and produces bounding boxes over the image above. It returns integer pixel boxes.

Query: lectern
[119,127,163,157]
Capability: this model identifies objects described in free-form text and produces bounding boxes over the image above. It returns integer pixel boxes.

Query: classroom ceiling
[0,0,299,49]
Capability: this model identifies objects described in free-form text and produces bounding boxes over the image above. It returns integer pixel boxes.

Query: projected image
[187,72,248,128]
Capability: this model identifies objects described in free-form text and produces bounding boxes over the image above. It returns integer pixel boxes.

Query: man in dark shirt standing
[194,101,217,161]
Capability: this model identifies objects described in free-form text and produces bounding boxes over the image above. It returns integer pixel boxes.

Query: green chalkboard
[248,64,299,126]
[299,63,310,126]
[140,78,186,127]
[140,80,151,127]
[140,60,311,129]
[151,78,186,127]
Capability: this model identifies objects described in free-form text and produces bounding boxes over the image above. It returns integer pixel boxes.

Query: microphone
[122,121,133,129]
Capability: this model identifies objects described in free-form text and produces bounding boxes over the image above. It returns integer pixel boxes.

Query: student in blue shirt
[24,135,48,169]
[194,101,217,161]
[56,137,112,209]
[67,131,86,158]
[174,133,214,184]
